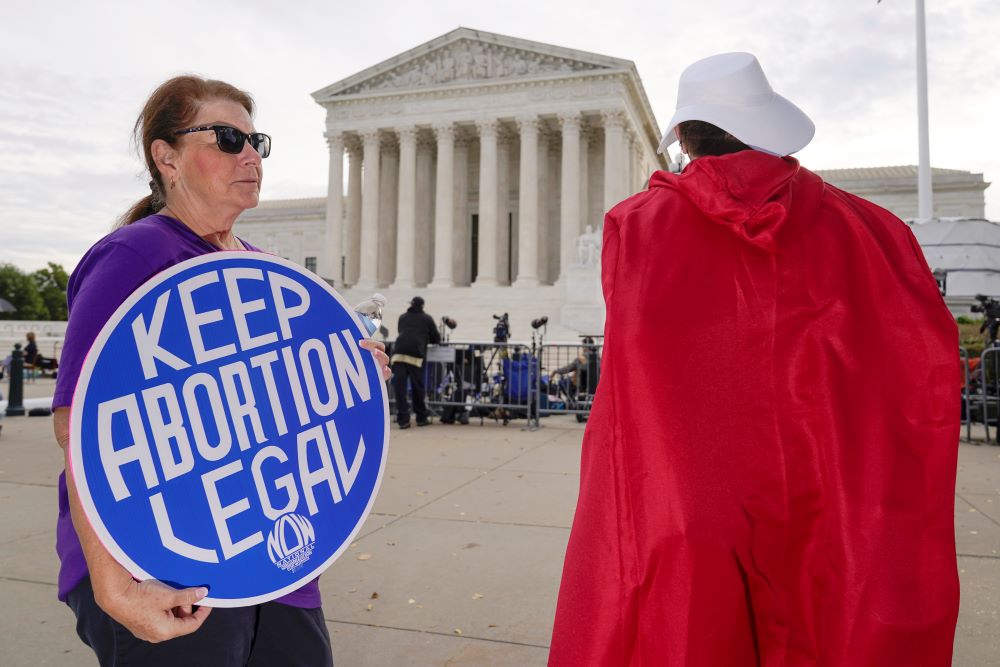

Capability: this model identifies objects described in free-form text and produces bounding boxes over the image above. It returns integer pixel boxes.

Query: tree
[32,262,69,321]
[0,262,68,321]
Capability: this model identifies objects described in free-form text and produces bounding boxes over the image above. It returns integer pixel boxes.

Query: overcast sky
[2,0,997,272]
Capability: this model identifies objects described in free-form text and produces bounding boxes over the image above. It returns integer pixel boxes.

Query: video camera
[972,294,1000,345]
[492,312,510,343]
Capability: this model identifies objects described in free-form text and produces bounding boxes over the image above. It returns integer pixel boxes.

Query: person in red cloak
[549,52,960,666]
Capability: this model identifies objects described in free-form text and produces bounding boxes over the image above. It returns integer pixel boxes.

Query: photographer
[493,312,510,343]
[972,294,1000,345]
[391,296,440,428]
[551,337,600,398]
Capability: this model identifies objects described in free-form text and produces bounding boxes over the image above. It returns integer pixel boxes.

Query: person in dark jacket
[392,296,440,428]
[24,331,39,364]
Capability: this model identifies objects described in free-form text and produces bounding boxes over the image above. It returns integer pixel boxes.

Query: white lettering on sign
[223,268,279,351]
[131,292,191,381]
[140,383,194,482]
[97,394,160,501]
[298,424,343,514]
[249,350,289,436]
[182,372,232,462]
[326,420,365,496]
[178,271,238,364]
[150,492,219,563]
[329,330,371,408]
[270,272,311,340]
[251,446,299,521]
[97,333,374,501]
[202,460,264,560]
[129,270,322,381]
[299,339,340,417]
[281,346,311,428]
[219,361,267,453]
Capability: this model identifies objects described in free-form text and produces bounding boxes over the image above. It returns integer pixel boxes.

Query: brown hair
[676,120,750,158]
[117,76,255,228]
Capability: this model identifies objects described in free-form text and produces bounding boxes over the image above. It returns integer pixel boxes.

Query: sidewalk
[0,382,997,665]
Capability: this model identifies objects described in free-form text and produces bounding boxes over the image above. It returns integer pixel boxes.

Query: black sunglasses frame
[173,125,271,158]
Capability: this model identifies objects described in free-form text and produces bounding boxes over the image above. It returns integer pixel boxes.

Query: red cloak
[549,152,960,666]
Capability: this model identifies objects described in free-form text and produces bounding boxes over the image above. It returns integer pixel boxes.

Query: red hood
[648,151,817,253]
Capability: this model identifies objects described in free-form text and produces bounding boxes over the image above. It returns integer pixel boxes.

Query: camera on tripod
[972,294,1000,345]
[439,316,457,342]
[492,312,510,343]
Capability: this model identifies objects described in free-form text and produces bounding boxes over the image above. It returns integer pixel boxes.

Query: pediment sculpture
[339,39,604,95]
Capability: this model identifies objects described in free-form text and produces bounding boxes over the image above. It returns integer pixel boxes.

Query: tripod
[524,323,547,430]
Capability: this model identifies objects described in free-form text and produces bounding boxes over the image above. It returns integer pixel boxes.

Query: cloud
[2,0,997,273]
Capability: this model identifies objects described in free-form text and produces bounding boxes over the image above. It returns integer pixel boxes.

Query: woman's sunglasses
[173,125,271,158]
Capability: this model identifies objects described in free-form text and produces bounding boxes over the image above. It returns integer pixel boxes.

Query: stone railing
[0,320,67,360]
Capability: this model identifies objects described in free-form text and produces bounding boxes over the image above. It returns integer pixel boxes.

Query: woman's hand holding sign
[96,579,212,643]
[54,408,213,642]
[359,339,391,380]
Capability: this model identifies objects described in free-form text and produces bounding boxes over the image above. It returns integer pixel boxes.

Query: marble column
[357,130,381,290]
[625,130,639,197]
[513,116,540,287]
[377,139,398,288]
[542,130,559,284]
[602,110,627,213]
[345,138,363,286]
[497,130,512,285]
[579,126,591,235]
[633,132,647,191]
[452,136,470,285]
[393,126,417,288]
[557,112,581,283]
[430,123,455,287]
[323,131,345,286]
[415,137,435,286]
[474,119,499,286]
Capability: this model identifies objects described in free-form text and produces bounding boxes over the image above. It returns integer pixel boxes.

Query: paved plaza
[1,377,998,665]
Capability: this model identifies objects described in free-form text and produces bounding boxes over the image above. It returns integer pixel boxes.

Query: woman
[52,75,390,666]
[550,53,958,665]
[24,331,39,366]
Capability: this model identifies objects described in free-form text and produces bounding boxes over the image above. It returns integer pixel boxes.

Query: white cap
[658,52,815,157]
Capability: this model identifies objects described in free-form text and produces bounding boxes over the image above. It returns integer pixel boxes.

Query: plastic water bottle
[354,293,387,337]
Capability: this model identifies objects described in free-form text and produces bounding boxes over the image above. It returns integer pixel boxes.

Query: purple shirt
[54,214,321,608]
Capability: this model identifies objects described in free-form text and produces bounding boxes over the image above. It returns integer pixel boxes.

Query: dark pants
[67,578,333,667]
[392,361,428,426]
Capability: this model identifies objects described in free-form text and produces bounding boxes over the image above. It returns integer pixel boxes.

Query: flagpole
[916,0,933,221]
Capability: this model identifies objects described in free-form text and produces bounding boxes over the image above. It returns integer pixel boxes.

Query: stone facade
[816,166,989,220]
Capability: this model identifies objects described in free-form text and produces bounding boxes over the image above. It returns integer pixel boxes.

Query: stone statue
[575,225,602,266]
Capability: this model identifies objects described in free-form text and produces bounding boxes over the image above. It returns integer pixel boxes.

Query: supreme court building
[237,28,664,339]
[236,27,991,339]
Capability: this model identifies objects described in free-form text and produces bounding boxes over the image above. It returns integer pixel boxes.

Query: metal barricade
[536,340,603,423]
[419,341,540,427]
[383,338,604,429]
[978,346,1000,443]
[960,347,971,442]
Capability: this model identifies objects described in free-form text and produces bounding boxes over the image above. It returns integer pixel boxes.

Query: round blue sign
[69,252,389,606]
